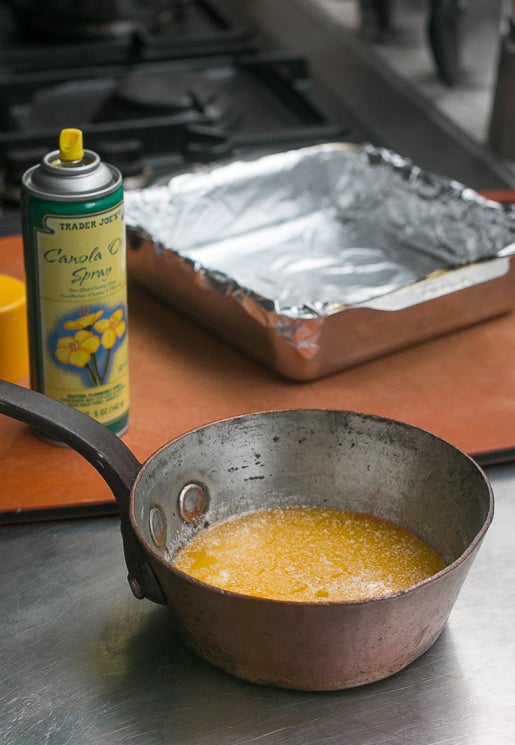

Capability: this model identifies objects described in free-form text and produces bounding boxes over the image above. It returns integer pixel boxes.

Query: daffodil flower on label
[53,306,127,387]
[94,309,126,350]
[63,309,104,331]
[55,330,100,367]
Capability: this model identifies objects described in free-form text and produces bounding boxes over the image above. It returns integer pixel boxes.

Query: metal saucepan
[0,380,493,691]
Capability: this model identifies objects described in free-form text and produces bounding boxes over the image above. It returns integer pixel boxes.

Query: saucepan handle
[0,379,166,605]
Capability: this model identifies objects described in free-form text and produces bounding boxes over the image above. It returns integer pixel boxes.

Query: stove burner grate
[14,0,182,40]
[7,69,240,132]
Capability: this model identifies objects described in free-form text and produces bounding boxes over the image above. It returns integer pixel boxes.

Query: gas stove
[0,0,377,236]
[0,0,253,70]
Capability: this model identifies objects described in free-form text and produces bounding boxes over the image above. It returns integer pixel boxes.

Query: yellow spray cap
[59,128,84,162]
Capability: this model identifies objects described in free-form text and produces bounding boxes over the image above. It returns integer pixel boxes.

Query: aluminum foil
[125,143,515,322]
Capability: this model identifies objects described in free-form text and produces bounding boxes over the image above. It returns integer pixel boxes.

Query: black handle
[0,380,166,605]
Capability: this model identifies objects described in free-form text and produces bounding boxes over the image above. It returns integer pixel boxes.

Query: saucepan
[0,379,493,690]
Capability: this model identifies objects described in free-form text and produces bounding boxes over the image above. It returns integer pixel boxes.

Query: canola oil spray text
[21,128,129,437]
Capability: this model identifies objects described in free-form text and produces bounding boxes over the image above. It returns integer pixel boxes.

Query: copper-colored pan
[0,380,493,690]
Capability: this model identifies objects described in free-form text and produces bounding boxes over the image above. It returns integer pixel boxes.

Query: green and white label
[32,199,129,429]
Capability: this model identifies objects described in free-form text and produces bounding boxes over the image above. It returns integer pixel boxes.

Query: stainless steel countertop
[1,463,514,745]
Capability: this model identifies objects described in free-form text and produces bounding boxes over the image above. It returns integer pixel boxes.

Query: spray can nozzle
[59,128,84,163]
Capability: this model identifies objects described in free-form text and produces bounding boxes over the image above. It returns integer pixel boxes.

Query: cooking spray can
[21,128,129,436]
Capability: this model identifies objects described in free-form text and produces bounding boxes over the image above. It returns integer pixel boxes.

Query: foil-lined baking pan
[125,143,515,381]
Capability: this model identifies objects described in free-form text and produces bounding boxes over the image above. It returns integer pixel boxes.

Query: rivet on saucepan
[178,482,209,522]
[128,574,144,600]
[149,506,167,547]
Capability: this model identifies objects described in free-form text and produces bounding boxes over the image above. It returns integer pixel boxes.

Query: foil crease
[125,143,515,357]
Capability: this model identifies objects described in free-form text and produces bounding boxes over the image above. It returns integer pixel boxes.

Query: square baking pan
[125,143,515,381]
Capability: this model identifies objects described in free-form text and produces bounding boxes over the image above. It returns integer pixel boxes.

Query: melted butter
[172,506,445,602]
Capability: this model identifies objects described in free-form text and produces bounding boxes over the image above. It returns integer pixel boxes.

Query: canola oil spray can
[21,128,129,436]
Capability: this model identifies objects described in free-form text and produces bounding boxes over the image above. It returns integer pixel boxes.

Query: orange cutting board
[1,229,515,521]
